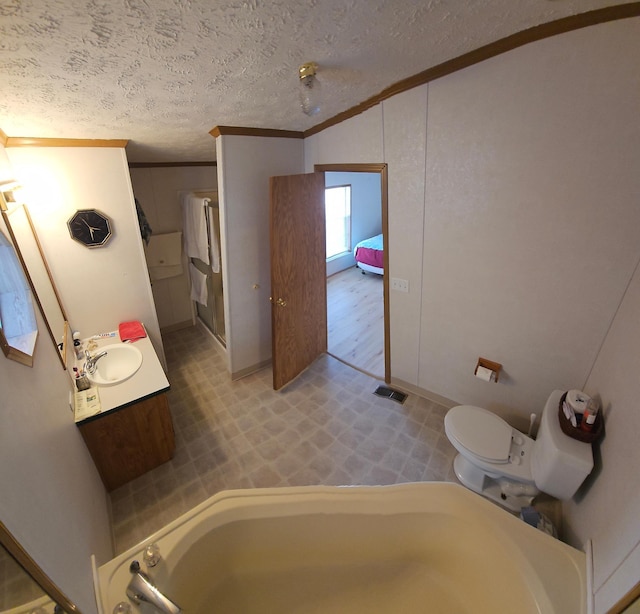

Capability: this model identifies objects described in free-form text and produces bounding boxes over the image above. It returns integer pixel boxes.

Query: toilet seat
[444,406,513,464]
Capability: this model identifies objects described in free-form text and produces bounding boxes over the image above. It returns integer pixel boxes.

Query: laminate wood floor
[327,266,384,379]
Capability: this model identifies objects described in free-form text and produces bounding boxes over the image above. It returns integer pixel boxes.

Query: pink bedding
[354,234,384,270]
[355,245,384,269]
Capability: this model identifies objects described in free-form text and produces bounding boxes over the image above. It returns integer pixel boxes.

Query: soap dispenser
[72,331,84,361]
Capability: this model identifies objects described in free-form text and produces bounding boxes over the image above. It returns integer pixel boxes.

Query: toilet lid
[445,406,513,463]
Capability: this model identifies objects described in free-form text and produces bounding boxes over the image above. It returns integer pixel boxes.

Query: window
[325,185,351,260]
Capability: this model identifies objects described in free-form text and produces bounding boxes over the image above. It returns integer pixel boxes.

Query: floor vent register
[373,386,408,404]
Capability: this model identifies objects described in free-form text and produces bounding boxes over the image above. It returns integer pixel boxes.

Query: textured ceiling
[0,0,636,162]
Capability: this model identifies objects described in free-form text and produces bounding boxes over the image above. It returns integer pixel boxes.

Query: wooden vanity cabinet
[77,392,175,491]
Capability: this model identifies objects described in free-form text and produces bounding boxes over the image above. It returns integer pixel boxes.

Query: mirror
[0,195,68,369]
[0,521,78,613]
[0,225,38,367]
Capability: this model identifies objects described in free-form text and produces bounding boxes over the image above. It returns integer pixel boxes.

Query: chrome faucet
[126,561,182,614]
[84,349,107,374]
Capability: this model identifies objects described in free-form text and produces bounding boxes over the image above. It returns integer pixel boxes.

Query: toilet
[444,390,593,511]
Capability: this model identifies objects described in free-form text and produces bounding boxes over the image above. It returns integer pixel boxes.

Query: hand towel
[119,321,147,342]
[181,195,209,264]
[189,263,208,306]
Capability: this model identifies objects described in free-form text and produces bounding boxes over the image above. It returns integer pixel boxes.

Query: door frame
[315,163,390,384]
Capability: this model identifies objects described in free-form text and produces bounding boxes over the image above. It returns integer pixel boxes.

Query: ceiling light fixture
[299,62,321,116]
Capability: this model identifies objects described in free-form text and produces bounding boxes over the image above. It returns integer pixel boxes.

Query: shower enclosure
[186,191,226,346]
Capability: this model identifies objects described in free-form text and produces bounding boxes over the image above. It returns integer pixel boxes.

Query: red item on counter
[119,321,146,342]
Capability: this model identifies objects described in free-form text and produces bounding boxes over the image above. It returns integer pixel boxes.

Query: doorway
[316,164,389,383]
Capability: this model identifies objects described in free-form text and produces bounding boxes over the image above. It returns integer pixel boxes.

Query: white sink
[87,343,143,387]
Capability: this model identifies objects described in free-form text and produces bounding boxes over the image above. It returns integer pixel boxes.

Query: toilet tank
[531,390,594,499]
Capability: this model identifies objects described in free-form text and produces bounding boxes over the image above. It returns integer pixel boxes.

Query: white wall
[304,106,384,167]
[6,147,163,361]
[325,171,382,277]
[216,135,304,378]
[380,85,429,386]
[305,17,640,611]
[417,20,640,426]
[0,211,111,614]
[567,260,640,613]
[129,165,217,330]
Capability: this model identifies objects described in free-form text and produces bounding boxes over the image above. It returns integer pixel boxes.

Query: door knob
[276,297,287,307]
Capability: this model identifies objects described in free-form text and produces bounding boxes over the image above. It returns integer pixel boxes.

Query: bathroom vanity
[74,333,174,491]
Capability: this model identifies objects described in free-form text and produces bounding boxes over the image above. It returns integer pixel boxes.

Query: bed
[354,233,383,275]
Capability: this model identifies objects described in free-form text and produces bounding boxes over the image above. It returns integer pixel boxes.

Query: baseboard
[159,320,193,334]
[231,359,272,381]
[389,377,457,409]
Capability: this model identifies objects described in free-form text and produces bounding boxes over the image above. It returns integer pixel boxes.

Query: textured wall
[572,261,640,612]
[216,134,304,377]
[416,18,640,423]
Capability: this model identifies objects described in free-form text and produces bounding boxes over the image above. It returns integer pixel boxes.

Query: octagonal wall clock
[67,209,113,248]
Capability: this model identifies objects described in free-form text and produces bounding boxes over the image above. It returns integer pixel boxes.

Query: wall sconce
[299,62,321,116]
[0,146,22,211]
[0,180,24,211]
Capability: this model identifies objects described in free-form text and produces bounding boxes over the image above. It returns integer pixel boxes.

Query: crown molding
[210,126,304,139]
[5,137,129,148]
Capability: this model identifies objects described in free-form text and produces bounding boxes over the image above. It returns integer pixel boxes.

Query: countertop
[73,329,169,424]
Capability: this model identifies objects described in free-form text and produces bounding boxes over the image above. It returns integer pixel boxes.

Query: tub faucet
[84,349,107,374]
[126,560,182,614]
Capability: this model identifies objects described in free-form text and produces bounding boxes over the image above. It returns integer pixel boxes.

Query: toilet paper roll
[566,389,590,414]
[475,366,495,382]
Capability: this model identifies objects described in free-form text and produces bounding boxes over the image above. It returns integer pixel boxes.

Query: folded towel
[182,195,209,264]
[189,263,208,306]
[119,321,147,342]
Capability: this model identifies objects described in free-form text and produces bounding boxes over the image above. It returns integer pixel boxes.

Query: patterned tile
[110,325,458,554]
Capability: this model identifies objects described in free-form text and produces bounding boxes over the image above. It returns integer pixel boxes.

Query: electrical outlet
[391,277,409,293]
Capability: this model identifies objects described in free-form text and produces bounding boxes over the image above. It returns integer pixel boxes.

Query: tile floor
[109,324,458,554]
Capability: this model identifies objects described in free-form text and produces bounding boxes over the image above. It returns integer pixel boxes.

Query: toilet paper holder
[475,357,502,383]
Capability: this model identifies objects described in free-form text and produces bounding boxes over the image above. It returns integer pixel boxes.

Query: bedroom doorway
[316,164,389,383]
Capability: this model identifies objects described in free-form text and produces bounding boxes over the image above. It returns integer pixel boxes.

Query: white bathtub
[96,483,586,613]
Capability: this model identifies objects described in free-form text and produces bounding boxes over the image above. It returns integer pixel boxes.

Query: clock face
[67,209,113,248]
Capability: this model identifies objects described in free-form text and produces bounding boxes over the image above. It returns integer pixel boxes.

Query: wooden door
[270,172,327,390]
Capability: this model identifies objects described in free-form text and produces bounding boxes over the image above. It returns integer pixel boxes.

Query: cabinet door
[78,393,175,491]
